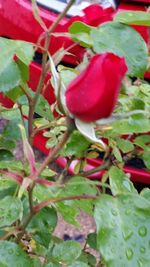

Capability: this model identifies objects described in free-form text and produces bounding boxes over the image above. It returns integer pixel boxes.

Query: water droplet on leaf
[140,246,145,254]
[8,248,14,255]
[125,209,131,215]
[138,226,147,237]
[126,248,133,260]
[111,209,117,216]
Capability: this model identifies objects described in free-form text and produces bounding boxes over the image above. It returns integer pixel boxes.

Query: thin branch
[48,0,75,33]
[28,0,76,142]
[78,160,110,177]
[34,194,98,213]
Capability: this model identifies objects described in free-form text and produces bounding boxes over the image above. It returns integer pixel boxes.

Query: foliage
[0,1,150,267]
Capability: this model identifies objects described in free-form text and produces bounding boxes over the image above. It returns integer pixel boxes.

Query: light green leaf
[61,131,90,157]
[69,21,93,47]
[112,117,150,135]
[91,22,148,77]
[0,38,34,92]
[115,11,150,26]
[134,135,150,149]
[52,240,81,264]
[142,148,150,169]
[0,196,22,227]
[112,146,122,162]
[0,241,33,267]
[0,60,20,92]
[68,262,89,267]
[109,166,137,196]
[94,193,150,267]
[117,138,134,153]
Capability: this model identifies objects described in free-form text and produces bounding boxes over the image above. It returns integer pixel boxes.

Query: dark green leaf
[87,232,97,250]
[28,207,57,234]
[91,22,148,77]
[0,241,33,267]
[94,193,150,267]
[0,150,13,161]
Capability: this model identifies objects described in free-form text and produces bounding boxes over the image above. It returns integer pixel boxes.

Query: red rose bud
[65,53,127,122]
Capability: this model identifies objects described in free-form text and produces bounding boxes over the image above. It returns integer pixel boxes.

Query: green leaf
[0,150,13,161]
[28,207,57,234]
[140,188,150,202]
[68,262,90,267]
[87,232,97,250]
[56,202,79,227]
[69,21,93,47]
[52,240,81,264]
[112,146,122,162]
[109,166,137,196]
[35,95,54,121]
[115,11,150,26]
[117,138,134,153]
[0,137,15,151]
[94,193,150,267]
[16,59,29,82]
[0,241,33,267]
[0,60,20,92]
[134,135,150,149]
[91,22,148,77]
[62,131,90,157]
[0,38,34,65]
[60,176,97,215]
[0,179,17,200]
[112,117,150,135]
[44,263,60,267]
[58,65,77,87]
[142,148,150,169]
[5,86,24,102]
[0,196,22,228]
[0,38,34,92]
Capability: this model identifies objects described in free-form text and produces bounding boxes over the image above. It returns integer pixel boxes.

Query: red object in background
[0,0,150,183]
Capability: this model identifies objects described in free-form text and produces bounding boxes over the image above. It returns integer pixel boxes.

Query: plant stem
[28,34,50,141]
[28,0,76,143]
[34,195,98,213]
[78,160,110,177]
[48,0,75,34]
